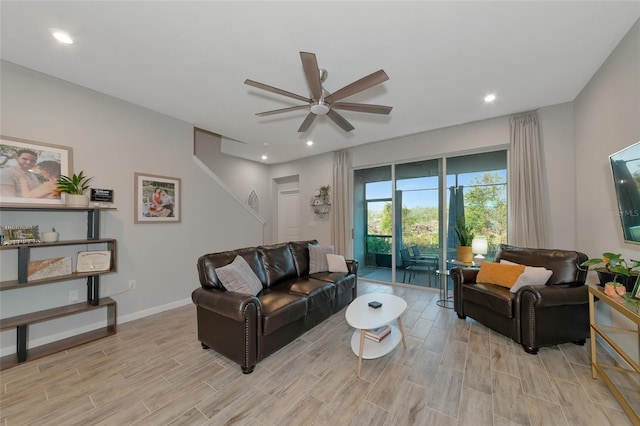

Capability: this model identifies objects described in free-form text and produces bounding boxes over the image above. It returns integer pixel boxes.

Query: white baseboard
[118,297,192,324]
[0,298,192,357]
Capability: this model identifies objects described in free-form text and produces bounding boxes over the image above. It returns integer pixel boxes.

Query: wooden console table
[588,284,639,423]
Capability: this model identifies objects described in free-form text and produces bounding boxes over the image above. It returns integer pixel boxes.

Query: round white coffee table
[345,293,407,377]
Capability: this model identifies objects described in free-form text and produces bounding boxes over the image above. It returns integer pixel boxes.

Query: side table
[345,293,407,377]
[436,269,453,309]
[588,284,639,423]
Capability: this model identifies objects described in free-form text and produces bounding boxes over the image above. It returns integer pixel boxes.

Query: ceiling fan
[244,52,392,133]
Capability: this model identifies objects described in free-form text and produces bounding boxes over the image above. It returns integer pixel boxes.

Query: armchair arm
[191,287,261,322]
[452,267,481,315]
[519,284,589,351]
[519,284,588,308]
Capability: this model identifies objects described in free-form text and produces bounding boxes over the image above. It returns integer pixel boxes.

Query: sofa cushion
[259,290,308,335]
[308,244,334,273]
[288,240,318,276]
[463,283,515,318]
[258,243,298,287]
[332,274,356,296]
[327,254,349,273]
[476,262,525,289]
[215,255,264,295]
[198,247,266,290]
[272,277,336,310]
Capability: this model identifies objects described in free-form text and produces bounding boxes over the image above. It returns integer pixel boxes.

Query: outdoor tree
[464,172,507,250]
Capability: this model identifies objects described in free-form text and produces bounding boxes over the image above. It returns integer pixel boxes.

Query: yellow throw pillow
[476,261,526,289]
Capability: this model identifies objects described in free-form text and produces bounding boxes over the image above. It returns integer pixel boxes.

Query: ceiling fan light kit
[245,51,392,132]
[310,101,330,116]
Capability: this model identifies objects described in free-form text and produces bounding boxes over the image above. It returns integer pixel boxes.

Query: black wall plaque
[90,189,114,202]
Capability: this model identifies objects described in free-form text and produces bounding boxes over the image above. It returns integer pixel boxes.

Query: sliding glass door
[354,166,393,283]
[353,150,507,287]
[395,159,441,288]
[446,151,508,264]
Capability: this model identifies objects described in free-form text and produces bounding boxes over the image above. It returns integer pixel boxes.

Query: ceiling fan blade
[256,105,310,116]
[244,79,311,103]
[326,109,355,132]
[331,102,393,115]
[297,113,317,132]
[300,52,323,100]
[324,70,389,103]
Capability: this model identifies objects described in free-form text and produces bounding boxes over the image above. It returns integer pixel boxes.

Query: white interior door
[277,189,300,242]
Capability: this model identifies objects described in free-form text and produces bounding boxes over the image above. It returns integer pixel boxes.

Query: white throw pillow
[500,259,553,293]
[308,244,334,273]
[326,254,349,273]
[215,255,263,295]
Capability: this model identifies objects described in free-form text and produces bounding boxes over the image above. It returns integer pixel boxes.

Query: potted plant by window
[57,170,93,207]
[579,252,640,294]
[455,217,475,263]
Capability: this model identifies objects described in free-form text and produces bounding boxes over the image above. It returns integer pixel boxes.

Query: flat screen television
[610,141,640,245]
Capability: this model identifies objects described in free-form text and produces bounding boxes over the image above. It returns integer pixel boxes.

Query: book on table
[364,325,391,342]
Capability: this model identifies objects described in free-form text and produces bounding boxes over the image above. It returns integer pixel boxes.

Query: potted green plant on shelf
[455,216,475,263]
[579,252,640,297]
[57,170,93,207]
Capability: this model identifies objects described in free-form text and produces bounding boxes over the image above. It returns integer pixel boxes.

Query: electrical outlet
[69,290,79,302]
[128,280,136,290]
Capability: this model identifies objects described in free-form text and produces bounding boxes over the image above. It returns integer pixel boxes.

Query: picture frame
[134,172,181,223]
[0,135,73,206]
[1,225,41,245]
[76,250,112,273]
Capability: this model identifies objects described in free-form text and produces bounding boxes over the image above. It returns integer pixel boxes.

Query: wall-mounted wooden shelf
[0,297,116,370]
[0,206,118,369]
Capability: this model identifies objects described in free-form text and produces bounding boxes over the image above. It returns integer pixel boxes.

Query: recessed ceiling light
[484,94,496,103]
[52,30,74,45]
[261,155,268,160]
[306,140,314,146]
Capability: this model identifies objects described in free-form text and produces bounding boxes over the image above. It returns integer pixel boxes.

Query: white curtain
[508,111,549,248]
[331,150,350,255]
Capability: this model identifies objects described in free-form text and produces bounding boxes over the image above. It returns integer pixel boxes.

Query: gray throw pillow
[215,255,263,295]
[309,244,334,273]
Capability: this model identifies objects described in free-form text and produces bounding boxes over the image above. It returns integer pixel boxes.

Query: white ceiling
[2,1,639,164]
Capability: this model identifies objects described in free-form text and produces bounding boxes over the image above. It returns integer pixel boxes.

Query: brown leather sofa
[192,240,357,373]
[452,244,589,354]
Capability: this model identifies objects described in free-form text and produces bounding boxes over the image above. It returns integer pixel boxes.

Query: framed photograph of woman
[134,172,181,223]
[0,135,73,206]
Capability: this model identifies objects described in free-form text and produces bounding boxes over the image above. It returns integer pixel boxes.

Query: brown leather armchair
[452,244,589,354]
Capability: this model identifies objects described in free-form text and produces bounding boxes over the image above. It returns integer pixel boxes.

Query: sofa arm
[191,287,261,322]
[346,259,358,275]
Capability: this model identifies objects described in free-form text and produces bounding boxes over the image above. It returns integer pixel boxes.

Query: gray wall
[574,18,640,341]
[0,61,264,355]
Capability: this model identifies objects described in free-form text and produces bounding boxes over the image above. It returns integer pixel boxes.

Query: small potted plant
[41,227,59,243]
[455,216,475,263]
[579,252,640,295]
[57,170,93,207]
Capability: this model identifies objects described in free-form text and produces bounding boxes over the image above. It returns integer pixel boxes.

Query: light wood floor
[1,280,637,425]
